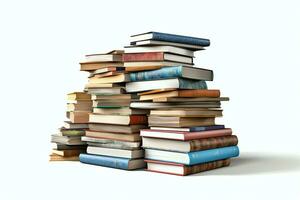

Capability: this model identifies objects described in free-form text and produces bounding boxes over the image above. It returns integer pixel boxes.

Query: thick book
[63,121,89,129]
[145,159,230,176]
[130,40,204,50]
[67,111,90,123]
[145,146,239,165]
[84,50,123,62]
[150,125,225,132]
[66,102,92,112]
[89,123,147,134]
[148,116,215,127]
[130,32,210,47]
[87,146,144,159]
[123,52,193,64]
[89,114,147,125]
[140,128,232,141]
[52,149,85,157]
[130,102,221,109]
[86,130,141,142]
[124,45,195,57]
[79,154,146,170]
[51,134,85,145]
[67,92,91,100]
[142,135,238,152]
[129,66,213,82]
[126,78,207,93]
[150,108,223,117]
[92,107,148,116]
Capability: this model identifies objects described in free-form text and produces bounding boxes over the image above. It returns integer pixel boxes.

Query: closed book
[123,52,193,64]
[89,123,147,134]
[49,154,79,161]
[88,74,129,84]
[93,99,132,107]
[89,114,147,125]
[145,146,239,165]
[152,97,229,103]
[67,111,90,123]
[87,87,125,95]
[67,92,91,100]
[126,78,207,93]
[124,45,195,57]
[148,116,215,127]
[86,130,141,142]
[130,40,205,50]
[84,50,123,62]
[130,102,220,109]
[145,159,230,176]
[82,136,140,149]
[124,61,193,69]
[140,128,232,141]
[150,125,225,132]
[66,102,92,112]
[92,107,148,116]
[87,146,144,159]
[142,135,238,152]
[91,94,137,100]
[63,121,89,129]
[130,66,213,82]
[59,128,85,136]
[80,62,124,71]
[150,108,223,117]
[51,134,85,145]
[52,143,87,150]
[85,83,124,89]
[52,149,85,157]
[91,66,125,75]
[130,32,210,47]
[79,154,146,170]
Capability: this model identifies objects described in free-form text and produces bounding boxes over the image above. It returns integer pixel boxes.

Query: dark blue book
[79,154,145,170]
[150,125,225,132]
[130,31,210,47]
[145,146,239,165]
[129,66,213,82]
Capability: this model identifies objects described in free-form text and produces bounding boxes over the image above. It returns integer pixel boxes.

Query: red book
[140,128,232,141]
[123,52,165,62]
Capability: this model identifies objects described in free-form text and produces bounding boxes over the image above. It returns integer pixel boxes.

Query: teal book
[130,66,213,81]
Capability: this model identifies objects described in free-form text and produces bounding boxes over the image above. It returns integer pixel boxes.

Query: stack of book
[78,50,148,170]
[50,92,91,161]
[124,31,239,175]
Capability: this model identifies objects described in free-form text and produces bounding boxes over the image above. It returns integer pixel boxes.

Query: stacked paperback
[79,50,148,170]
[50,92,91,161]
[124,32,239,175]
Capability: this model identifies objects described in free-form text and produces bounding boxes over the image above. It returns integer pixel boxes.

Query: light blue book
[79,154,145,170]
[145,146,239,165]
[129,66,213,82]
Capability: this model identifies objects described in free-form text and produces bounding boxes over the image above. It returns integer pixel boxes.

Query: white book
[131,40,204,50]
[87,146,144,159]
[124,61,193,68]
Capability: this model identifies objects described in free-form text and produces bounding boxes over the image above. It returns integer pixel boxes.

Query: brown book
[145,159,231,176]
[80,62,124,71]
[49,154,79,161]
[67,103,92,112]
[140,89,220,101]
[52,149,85,157]
[89,114,147,125]
[142,135,238,152]
[150,108,222,117]
[89,124,147,134]
[152,97,229,103]
[67,111,90,123]
[148,116,215,127]
[67,92,91,100]
[94,71,123,78]
[86,130,141,142]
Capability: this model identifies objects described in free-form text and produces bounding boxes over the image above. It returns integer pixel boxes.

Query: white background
[0,0,299,199]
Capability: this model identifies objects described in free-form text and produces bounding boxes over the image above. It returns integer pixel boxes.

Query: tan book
[49,154,79,161]
[148,116,215,127]
[84,50,123,62]
[52,149,85,157]
[138,89,176,96]
[86,130,141,142]
[150,108,223,117]
[67,103,92,112]
[85,82,124,88]
[67,92,91,100]
[80,62,124,71]
[89,74,129,84]
[92,107,148,116]
[67,111,90,123]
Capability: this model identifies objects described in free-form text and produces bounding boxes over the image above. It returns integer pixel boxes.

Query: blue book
[79,154,145,170]
[130,32,210,47]
[129,66,213,82]
[145,146,239,165]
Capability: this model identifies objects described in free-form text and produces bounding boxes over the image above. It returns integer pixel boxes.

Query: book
[51,134,85,145]
[91,66,125,75]
[130,102,221,109]
[86,130,141,142]
[86,87,125,95]
[80,62,124,71]
[123,52,193,64]
[150,125,225,132]
[130,40,205,50]
[63,121,89,129]
[130,32,210,47]
[91,94,137,100]
[92,99,132,107]
[145,159,230,176]
[79,154,146,170]
[124,61,194,69]
[52,143,87,150]
[49,154,79,161]
[150,108,223,117]
[124,45,195,57]
[145,146,239,165]
[129,66,213,82]
[89,123,147,134]
[52,149,86,157]
[126,78,207,93]
[87,146,144,159]
[148,116,215,127]
[84,50,123,62]
[140,128,232,141]
[142,135,238,152]
[82,136,140,149]
[67,111,90,123]
[67,92,91,100]
[85,83,124,89]
[59,128,85,136]
[93,107,148,115]
[152,97,229,102]
[88,74,129,84]
[89,114,147,125]
[66,102,92,112]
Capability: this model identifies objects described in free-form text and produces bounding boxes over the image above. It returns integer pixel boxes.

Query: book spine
[184,159,231,175]
[123,52,164,62]
[189,135,238,151]
[184,128,232,140]
[129,115,148,125]
[129,66,183,81]
[188,146,239,165]
[79,154,130,170]
[178,78,207,90]
[178,89,220,98]
[152,32,210,47]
